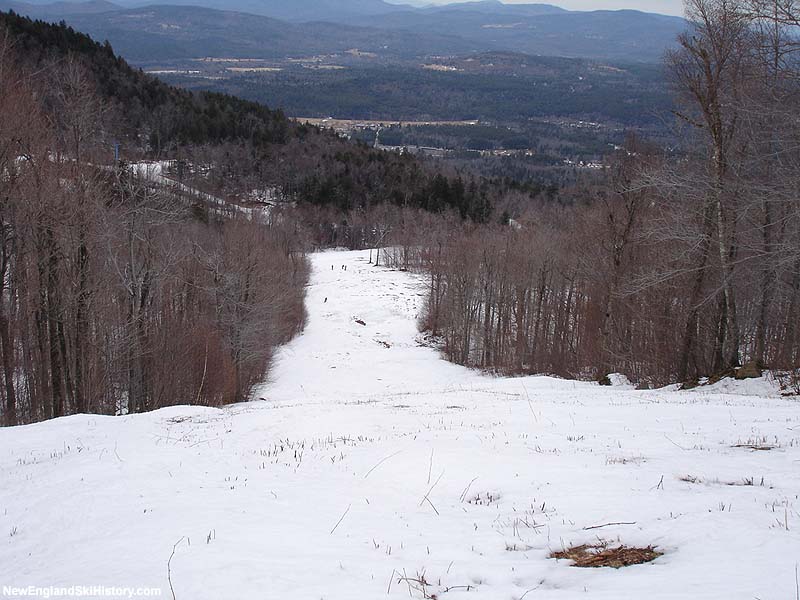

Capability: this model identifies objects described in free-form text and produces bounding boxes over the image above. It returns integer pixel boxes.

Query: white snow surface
[1,250,799,599]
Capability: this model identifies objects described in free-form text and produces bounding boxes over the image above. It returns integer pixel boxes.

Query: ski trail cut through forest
[258,250,484,405]
[0,250,798,600]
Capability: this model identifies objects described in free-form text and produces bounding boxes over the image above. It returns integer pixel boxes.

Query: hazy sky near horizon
[419,0,685,16]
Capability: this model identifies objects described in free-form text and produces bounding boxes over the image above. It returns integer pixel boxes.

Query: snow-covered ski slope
[1,250,799,599]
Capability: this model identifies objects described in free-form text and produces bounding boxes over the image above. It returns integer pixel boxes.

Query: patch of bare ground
[550,542,662,568]
[731,436,779,451]
[679,474,770,487]
[732,443,776,451]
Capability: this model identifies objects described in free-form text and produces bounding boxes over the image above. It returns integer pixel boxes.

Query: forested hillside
[0,14,313,426]
[0,11,517,221]
[377,0,800,390]
[1,10,291,149]
[1,10,564,426]
[2,0,798,430]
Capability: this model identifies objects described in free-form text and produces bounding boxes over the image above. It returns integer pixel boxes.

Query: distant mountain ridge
[421,1,567,15]
[0,0,118,16]
[121,0,412,21]
[0,0,686,62]
[349,5,683,61]
[22,4,478,61]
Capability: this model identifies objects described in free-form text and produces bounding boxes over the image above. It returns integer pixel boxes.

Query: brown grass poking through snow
[550,542,662,568]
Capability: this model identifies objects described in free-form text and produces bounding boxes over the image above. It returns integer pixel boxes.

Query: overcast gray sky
[420,0,685,16]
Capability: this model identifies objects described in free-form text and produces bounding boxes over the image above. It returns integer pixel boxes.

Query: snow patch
[1,250,798,600]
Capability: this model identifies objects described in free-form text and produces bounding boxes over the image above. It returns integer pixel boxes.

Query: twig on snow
[443,584,474,593]
[520,383,538,424]
[387,569,396,595]
[330,504,352,534]
[519,584,541,600]
[167,536,185,600]
[423,496,440,516]
[664,434,689,451]
[419,471,444,515]
[459,477,478,502]
[364,450,402,479]
[583,521,637,530]
[795,562,799,600]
